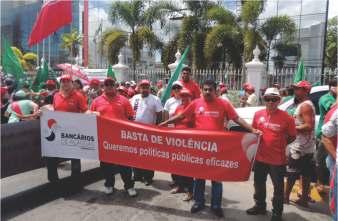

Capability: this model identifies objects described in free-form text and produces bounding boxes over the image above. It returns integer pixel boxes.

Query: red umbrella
[56,63,90,83]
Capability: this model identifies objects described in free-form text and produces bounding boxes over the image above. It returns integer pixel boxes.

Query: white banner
[41,111,99,160]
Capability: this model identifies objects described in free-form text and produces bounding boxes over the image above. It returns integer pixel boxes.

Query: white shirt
[164,97,181,118]
[247,93,258,106]
[130,94,163,125]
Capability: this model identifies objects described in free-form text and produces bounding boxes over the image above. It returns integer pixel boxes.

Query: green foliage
[260,15,296,71]
[161,34,179,70]
[99,29,128,64]
[60,29,82,58]
[10,47,37,71]
[272,42,300,69]
[204,24,242,68]
[240,0,265,61]
[325,16,337,70]
[241,0,264,25]
[260,15,295,42]
[109,0,178,69]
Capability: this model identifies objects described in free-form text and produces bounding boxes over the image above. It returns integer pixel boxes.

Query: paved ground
[1,160,332,221]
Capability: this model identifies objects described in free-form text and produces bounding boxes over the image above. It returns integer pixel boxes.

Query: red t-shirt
[253,109,296,165]
[90,94,134,120]
[53,90,88,113]
[181,97,238,131]
[323,104,337,146]
[174,104,194,129]
[180,80,201,100]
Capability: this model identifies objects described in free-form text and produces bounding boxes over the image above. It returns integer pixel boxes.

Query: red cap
[103,77,115,85]
[293,80,311,91]
[117,86,128,93]
[179,88,192,96]
[139,79,150,86]
[243,82,251,90]
[60,74,72,81]
[46,79,55,85]
[220,87,228,94]
[90,78,100,86]
[245,85,255,92]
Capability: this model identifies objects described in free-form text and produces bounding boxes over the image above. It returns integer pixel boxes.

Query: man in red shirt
[90,78,137,197]
[47,74,88,191]
[160,79,260,217]
[179,66,201,100]
[246,88,296,221]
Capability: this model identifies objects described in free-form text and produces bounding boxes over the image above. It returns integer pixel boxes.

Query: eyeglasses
[264,97,280,103]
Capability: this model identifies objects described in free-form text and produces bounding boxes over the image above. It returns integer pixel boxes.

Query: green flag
[1,37,24,81]
[107,64,116,80]
[312,81,321,87]
[161,46,190,104]
[293,59,305,83]
[32,60,49,92]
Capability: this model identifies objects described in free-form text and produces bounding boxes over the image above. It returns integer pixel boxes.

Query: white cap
[130,80,136,86]
[263,87,280,97]
[172,81,183,88]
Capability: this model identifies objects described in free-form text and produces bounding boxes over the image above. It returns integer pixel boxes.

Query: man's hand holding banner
[41,111,260,182]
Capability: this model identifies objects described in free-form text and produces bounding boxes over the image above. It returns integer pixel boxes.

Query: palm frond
[99,29,128,64]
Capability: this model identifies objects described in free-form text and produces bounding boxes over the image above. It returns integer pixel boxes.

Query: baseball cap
[179,88,192,96]
[103,77,115,85]
[293,80,311,91]
[90,78,100,86]
[139,79,150,86]
[263,87,280,97]
[172,81,183,88]
[117,86,128,93]
[46,79,56,85]
[60,74,72,81]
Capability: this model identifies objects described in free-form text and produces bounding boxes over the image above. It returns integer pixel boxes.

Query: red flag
[28,0,72,47]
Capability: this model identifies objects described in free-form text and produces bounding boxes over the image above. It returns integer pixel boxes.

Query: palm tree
[240,0,265,62]
[260,15,296,72]
[177,1,216,69]
[11,47,37,71]
[204,6,243,68]
[104,0,177,70]
[60,29,82,62]
[99,29,128,65]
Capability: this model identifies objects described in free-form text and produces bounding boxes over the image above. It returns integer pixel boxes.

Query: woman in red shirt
[170,88,194,201]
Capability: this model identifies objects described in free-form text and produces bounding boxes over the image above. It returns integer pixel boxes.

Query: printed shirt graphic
[130,94,163,125]
[181,97,238,131]
[253,109,296,165]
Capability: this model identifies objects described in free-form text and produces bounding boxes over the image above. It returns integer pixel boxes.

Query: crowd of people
[1,66,337,221]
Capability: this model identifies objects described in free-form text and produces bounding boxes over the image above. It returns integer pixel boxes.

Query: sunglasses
[264,97,280,102]
[172,86,182,90]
